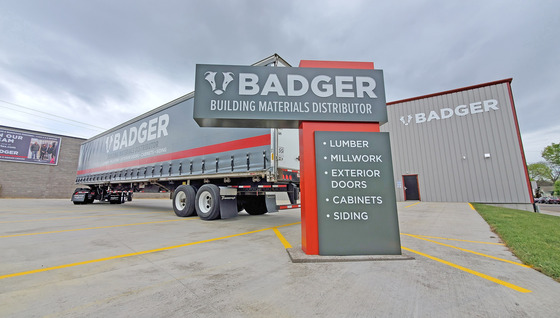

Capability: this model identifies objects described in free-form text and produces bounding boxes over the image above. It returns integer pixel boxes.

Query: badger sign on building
[193,64,387,128]
[381,78,533,211]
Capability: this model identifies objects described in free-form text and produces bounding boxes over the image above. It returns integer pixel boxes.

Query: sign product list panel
[315,131,401,255]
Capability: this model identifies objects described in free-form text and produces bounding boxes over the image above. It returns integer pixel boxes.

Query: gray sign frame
[315,131,401,255]
[194,64,387,128]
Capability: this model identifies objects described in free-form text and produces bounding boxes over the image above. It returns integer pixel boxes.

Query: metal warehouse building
[381,78,533,211]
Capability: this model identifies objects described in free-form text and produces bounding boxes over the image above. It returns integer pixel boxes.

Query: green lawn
[472,203,560,282]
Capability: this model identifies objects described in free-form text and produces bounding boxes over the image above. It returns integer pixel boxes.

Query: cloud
[0,0,557,163]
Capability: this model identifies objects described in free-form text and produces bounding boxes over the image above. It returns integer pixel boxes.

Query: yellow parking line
[0,212,169,224]
[0,222,301,280]
[274,221,301,228]
[273,228,292,249]
[468,203,475,210]
[405,202,420,208]
[401,246,532,293]
[271,222,300,248]
[401,233,505,245]
[403,234,529,268]
[0,219,188,238]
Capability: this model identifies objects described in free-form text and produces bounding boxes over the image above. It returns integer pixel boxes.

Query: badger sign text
[193,64,387,128]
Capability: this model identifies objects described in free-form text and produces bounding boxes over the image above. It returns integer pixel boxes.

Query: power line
[0,99,108,131]
[0,116,90,138]
[0,104,105,133]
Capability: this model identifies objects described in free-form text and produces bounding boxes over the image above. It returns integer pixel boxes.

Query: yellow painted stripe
[273,228,292,249]
[0,219,188,238]
[0,212,168,224]
[274,221,301,228]
[0,222,300,280]
[403,234,530,268]
[401,233,504,246]
[405,202,420,208]
[468,203,475,210]
[401,246,532,293]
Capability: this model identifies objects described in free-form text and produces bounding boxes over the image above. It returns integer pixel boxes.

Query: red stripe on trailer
[77,134,271,175]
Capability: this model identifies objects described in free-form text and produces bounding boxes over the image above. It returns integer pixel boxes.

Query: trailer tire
[243,196,267,215]
[195,184,221,220]
[173,185,196,217]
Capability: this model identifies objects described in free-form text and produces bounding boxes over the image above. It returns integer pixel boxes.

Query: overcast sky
[0,0,558,163]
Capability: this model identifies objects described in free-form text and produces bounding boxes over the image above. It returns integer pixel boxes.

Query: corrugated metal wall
[381,81,532,204]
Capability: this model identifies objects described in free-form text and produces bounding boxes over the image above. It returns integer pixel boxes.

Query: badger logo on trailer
[104,114,170,153]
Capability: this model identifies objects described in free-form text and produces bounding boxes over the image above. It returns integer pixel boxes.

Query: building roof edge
[387,78,513,105]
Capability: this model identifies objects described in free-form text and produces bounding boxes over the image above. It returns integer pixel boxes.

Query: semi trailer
[71,55,300,220]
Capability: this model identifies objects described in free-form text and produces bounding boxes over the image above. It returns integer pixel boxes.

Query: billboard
[0,128,61,165]
[194,64,387,128]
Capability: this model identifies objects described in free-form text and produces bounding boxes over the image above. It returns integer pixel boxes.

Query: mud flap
[71,193,87,203]
[265,194,278,213]
[219,187,239,219]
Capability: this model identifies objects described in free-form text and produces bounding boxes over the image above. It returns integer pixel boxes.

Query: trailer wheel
[195,184,221,220]
[243,196,267,215]
[173,185,196,217]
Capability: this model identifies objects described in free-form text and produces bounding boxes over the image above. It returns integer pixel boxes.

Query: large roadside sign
[193,60,401,257]
[193,64,387,128]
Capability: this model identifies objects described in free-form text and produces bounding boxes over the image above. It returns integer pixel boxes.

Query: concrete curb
[286,246,415,263]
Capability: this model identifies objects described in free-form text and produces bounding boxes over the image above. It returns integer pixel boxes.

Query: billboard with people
[0,128,61,165]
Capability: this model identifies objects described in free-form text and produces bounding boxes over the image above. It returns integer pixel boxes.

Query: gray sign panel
[315,131,401,255]
[194,64,387,128]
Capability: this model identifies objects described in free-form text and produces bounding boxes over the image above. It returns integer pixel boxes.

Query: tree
[527,162,553,182]
[555,180,560,196]
[542,143,560,183]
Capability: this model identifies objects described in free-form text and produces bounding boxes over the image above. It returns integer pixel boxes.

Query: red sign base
[298,59,378,255]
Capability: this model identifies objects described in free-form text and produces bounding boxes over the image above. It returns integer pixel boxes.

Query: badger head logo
[105,135,113,153]
[204,71,234,95]
[400,115,413,126]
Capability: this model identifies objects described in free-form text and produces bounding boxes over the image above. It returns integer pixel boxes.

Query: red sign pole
[298,60,377,255]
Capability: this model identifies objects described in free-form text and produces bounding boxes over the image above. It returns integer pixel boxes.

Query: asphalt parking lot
[1,199,558,317]
[537,203,560,216]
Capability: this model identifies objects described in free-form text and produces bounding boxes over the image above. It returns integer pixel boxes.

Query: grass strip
[472,203,560,282]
